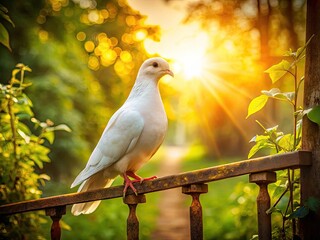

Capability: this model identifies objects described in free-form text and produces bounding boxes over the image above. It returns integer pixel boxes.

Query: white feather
[71,110,144,188]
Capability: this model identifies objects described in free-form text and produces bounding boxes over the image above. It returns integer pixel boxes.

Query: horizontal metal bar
[0,151,312,215]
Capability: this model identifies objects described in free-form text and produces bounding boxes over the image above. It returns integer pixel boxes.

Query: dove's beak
[165,69,174,77]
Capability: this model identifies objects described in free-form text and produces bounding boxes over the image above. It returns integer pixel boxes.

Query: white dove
[71,57,173,216]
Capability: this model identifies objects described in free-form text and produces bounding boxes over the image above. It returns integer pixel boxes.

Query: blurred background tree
[0,0,158,182]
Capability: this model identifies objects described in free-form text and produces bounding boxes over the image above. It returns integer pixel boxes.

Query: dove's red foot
[122,171,157,197]
[126,171,157,183]
[122,172,138,197]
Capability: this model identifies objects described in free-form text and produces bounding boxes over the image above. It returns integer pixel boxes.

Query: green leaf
[277,134,294,151]
[295,119,302,150]
[284,48,294,57]
[60,220,72,231]
[33,158,44,168]
[266,206,283,215]
[38,174,51,181]
[16,112,32,120]
[21,93,33,107]
[0,4,8,13]
[246,95,268,118]
[51,124,72,132]
[16,63,25,68]
[261,88,281,97]
[262,88,294,103]
[289,206,309,219]
[248,140,275,158]
[0,23,11,51]
[17,129,31,144]
[11,69,20,78]
[249,135,269,143]
[0,7,15,27]
[264,60,291,83]
[306,106,320,125]
[22,65,32,72]
[250,235,259,240]
[272,184,287,198]
[21,82,33,88]
[248,142,262,158]
[42,131,55,144]
[18,122,32,135]
[279,92,295,102]
[288,197,320,220]
[264,125,278,134]
[305,197,320,212]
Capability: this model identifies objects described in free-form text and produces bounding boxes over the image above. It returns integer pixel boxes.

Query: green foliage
[304,106,320,125]
[0,3,14,51]
[0,64,70,239]
[246,37,320,238]
[289,197,320,219]
[246,95,268,119]
[247,38,318,159]
[264,60,291,84]
[248,124,280,158]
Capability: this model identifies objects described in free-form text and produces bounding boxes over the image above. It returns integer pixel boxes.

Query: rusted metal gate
[0,151,312,240]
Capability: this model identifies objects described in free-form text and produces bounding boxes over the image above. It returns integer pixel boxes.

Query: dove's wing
[71,109,144,188]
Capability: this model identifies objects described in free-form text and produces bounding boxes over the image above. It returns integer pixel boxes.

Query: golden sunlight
[144,29,210,81]
[173,47,207,81]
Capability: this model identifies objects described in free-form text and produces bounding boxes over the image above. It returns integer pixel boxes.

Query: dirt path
[151,146,190,240]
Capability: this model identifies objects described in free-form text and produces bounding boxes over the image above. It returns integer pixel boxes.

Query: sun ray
[192,78,222,156]
[198,76,249,140]
[142,22,266,154]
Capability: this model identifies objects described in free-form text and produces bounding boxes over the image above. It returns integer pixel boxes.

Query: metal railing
[0,151,312,240]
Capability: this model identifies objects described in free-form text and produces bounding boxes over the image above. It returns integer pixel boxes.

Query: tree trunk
[257,0,270,62]
[300,0,320,238]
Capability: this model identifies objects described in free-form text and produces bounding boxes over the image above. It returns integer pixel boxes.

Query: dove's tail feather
[71,171,115,216]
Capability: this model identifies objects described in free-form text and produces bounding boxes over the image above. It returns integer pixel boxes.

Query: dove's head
[138,57,174,81]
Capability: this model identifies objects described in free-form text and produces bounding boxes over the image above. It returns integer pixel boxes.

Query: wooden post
[300,0,320,238]
[123,194,146,240]
[182,184,208,240]
[249,172,276,240]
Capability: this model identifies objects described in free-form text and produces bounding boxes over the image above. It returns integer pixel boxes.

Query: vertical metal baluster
[45,206,66,240]
[249,171,276,240]
[182,184,208,240]
[123,194,146,240]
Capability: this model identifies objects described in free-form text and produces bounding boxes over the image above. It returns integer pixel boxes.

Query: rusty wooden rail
[0,151,312,239]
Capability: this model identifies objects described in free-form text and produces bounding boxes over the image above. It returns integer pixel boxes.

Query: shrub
[0,64,70,239]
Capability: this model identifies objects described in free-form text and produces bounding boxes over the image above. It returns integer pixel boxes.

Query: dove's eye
[152,62,159,68]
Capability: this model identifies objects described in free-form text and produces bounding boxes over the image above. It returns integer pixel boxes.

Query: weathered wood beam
[0,151,311,216]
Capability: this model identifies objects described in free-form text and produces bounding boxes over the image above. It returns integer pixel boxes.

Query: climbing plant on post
[246,26,320,240]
